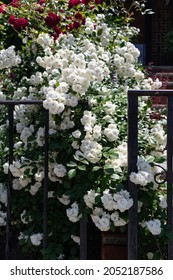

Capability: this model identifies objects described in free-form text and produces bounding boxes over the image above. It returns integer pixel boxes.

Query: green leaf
[77,165,86,171]
[92,166,101,172]
[68,169,76,179]
[111,174,120,180]
[97,28,103,36]
[81,159,89,165]
[104,165,114,174]
[67,161,77,167]
[154,157,166,164]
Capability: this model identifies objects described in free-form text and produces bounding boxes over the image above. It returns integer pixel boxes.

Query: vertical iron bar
[127,93,138,260]
[80,219,87,260]
[6,105,14,259]
[43,109,49,250]
[167,96,173,259]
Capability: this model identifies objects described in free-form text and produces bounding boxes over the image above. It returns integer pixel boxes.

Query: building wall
[151,0,173,65]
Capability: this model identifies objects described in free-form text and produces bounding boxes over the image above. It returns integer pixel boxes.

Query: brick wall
[151,0,173,65]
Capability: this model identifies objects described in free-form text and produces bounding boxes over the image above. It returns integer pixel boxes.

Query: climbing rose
[68,0,81,9]
[8,15,28,30]
[45,12,61,28]
[9,0,20,8]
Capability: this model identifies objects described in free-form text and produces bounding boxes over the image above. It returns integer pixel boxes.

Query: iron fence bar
[6,105,14,259]
[0,100,50,259]
[167,96,173,259]
[43,109,49,251]
[80,219,87,259]
[128,90,173,97]
[0,100,43,105]
[127,93,138,260]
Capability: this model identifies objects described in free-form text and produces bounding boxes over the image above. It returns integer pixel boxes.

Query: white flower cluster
[71,235,80,245]
[18,232,28,241]
[149,123,167,147]
[104,123,119,142]
[66,202,82,223]
[84,189,133,231]
[113,41,162,90]
[129,157,154,187]
[3,160,43,193]
[20,210,32,224]
[8,160,32,190]
[159,195,167,209]
[37,33,54,48]
[84,190,99,209]
[30,233,43,246]
[54,164,67,178]
[114,42,140,77]
[146,219,162,235]
[0,89,6,100]
[30,182,42,196]
[101,189,133,212]
[0,46,21,69]
[73,111,103,163]
[0,183,7,205]
[36,33,110,115]
[0,210,6,226]
[78,139,102,163]
[57,194,70,205]
[47,163,67,183]
[91,207,127,231]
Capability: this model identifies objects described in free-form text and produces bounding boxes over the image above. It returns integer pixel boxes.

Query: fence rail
[0,100,88,260]
[128,90,173,260]
[1,90,173,260]
[0,100,49,259]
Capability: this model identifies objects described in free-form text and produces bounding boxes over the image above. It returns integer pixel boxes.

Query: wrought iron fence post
[6,105,14,259]
[43,109,49,251]
[128,92,138,260]
[167,96,173,259]
[80,219,87,260]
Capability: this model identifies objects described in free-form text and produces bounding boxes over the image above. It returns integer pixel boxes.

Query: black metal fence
[0,100,49,259]
[1,90,173,260]
[0,100,88,260]
[128,90,173,260]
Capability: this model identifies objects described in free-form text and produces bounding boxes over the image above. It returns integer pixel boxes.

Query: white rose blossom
[146,219,162,235]
[30,233,43,246]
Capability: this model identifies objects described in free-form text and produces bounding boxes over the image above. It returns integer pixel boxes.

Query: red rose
[74,12,86,25]
[82,17,86,25]
[95,0,102,4]
[0,4,7,14]
[74,20,81,29]
[9,15,28,30]
[81,0,91,5]
[9,0,20,8]
[75,12,83,20]
[45,12,61,28]
[66,23,74,31]
[39,0,45,5]
[8,15,16,24]
[53,26,62,36]
[68,0,81,9]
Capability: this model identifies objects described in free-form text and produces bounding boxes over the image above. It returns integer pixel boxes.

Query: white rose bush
[0,0,172,259]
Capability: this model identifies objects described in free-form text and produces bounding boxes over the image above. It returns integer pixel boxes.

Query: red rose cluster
[9,0,21,8]
[8,15,28,30]
[1,0,104,40]
[45,12,61,28]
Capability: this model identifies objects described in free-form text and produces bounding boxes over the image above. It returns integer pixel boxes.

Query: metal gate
[0,100,87,260]
[0,100,49,259]
[128,90,173,260]
[1,90,173,260]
